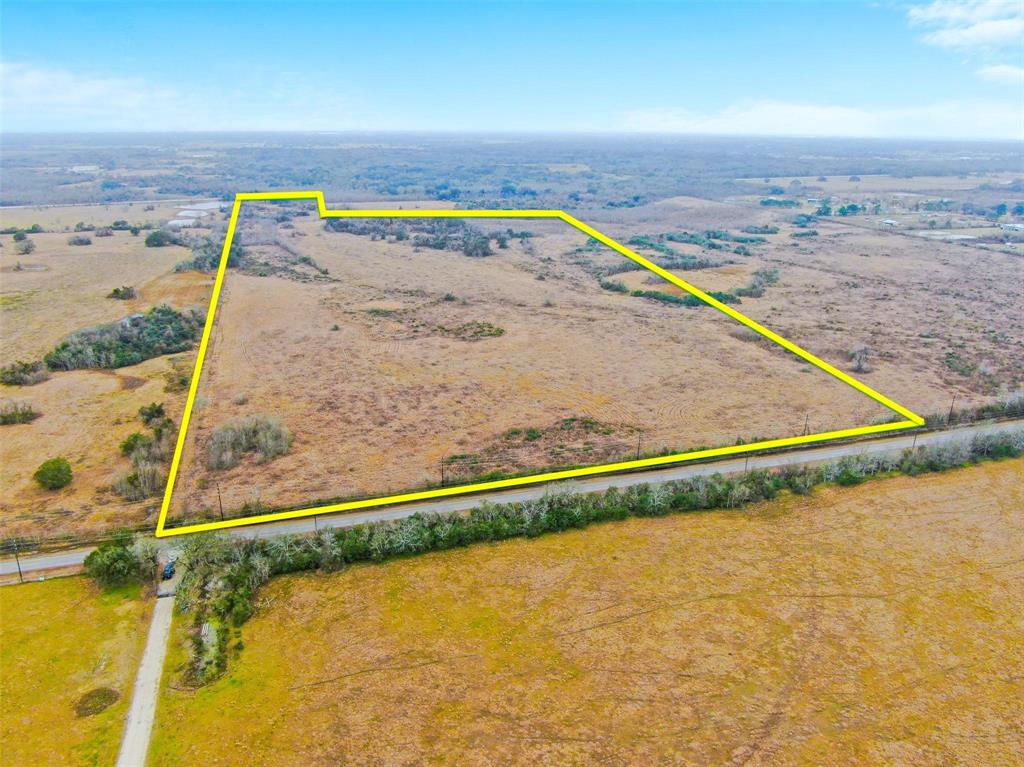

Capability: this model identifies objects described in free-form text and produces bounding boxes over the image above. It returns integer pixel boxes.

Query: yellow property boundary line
[155,190,923,537]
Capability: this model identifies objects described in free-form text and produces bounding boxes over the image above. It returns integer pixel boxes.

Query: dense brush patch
[207,415,292,470]
[43,305,203,371]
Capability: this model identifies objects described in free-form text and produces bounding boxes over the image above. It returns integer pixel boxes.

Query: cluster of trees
[160,428,1024,683]
[107,285,137,300]
[43,304,202,371]
[144,229,178,247]
[325,217,499,258]
[759,198,800,208]
[83,530,158,588]
[174,237,247,272]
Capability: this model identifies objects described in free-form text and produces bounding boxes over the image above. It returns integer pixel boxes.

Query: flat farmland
[589,197,1024,418]
[0,578,151,767]
[168,204,894,521]
[148,459,1024,767]
[0,214,216,539]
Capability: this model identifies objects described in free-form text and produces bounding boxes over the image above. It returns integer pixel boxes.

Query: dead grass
[169,210,892,519]
[0,208,214,538]
[149,459,1024,767]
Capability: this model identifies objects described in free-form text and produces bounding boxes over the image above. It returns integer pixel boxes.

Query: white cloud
[977,63,1024,84]
[1,61,177,115]
[0,61,370,131]
[908,0,1024,49]
[620,100,1023,140]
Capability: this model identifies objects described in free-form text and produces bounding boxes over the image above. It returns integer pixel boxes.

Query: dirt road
[114,594,174,767]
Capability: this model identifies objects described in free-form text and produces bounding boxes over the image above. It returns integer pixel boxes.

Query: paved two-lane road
[3,418,1021,577]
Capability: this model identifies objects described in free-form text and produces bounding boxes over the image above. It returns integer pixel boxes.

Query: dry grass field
[588,196,1023,416]
[0,211,216,539]
[0,578,151,767]
[1,176,1019,538]
[148,459,1024,766]
[0,201,197,232]
[169,204,895,520]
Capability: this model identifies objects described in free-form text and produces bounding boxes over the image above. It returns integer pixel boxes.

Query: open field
[168,203,897,521]
[587,197,1023,414]
[0,201,208,232]
[1,135,1020,540]
[0,577,151,766]
[0,209,217,539]
[149,459,1024,766]
[735,172,1023,196]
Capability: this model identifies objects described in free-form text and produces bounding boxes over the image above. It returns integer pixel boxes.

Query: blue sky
[1,1,1021,138]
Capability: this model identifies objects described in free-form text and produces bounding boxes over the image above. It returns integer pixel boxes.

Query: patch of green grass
[0,578,147,767]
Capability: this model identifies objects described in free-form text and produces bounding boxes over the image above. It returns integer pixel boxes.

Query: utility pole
[217,483,224,521]
[440,457,445,487]
[803,413,810,436]
[947,393,958,425]
[13,540,23,584]
[636,433,642,460]
[744,455,749,473]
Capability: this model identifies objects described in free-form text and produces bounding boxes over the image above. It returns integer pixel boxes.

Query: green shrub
[0,360,49,386]
[139,402,166,426]
[735,268,780,298]
[0,401,41,425]
[207,415,292,470]
[84,530,156,587]
[145,230,177,247]
[599,279,628,293]
[107,286,137,300]
[120,432,152,456]
[67,235,92,246]
[34,457,72,490]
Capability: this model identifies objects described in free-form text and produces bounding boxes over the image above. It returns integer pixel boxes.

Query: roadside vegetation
[83,529,158,587]
[151,430,1023,684]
